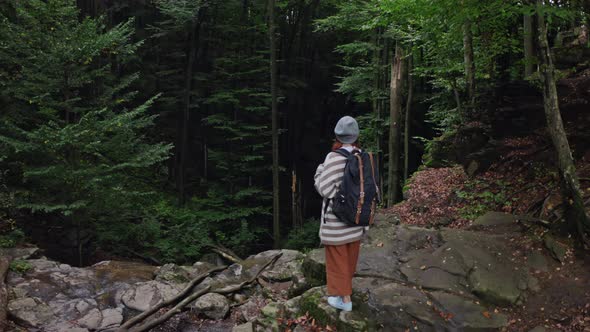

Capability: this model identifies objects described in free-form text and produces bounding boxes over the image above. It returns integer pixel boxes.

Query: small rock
[284,296,301,317]
[121,280,180,312]
[78,308,102,330]
[155,263,191,283]
[527,251,549,272]
[192,293,230,320]
[301,249,326,287]
[472,212,516,227]
[75,300,92,315]
[27,259,59,272]
[543,235,568,263]
[0,247,40,260]
[468,267,522,305]
[260,302,280,318]
[232,322,254,332]
[528,277,541,293]
[99,308,123,330]
[237,299,262,322]
[59,264,72,271]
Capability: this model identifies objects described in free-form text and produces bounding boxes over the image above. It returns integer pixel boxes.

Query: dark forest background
[1,0,589,266]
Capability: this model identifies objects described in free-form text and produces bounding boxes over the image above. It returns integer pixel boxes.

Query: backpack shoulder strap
[333,148,351,158]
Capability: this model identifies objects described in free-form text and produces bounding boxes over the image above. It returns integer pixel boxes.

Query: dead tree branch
[117,265,227,332]
[125,253,283,332]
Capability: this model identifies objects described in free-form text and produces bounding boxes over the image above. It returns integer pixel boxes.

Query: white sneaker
[327,296,352,311]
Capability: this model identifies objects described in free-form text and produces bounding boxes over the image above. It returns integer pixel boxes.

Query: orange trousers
[325,241,361,296]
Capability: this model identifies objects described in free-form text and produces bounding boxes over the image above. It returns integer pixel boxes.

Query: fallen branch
[0,257,10,332]
[130,286,212,332]
[128,253,283,332]
[208,244,243,264]
[212,252,282,295]
[118,265,227,332]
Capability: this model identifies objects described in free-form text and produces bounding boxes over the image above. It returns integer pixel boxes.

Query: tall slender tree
[387,44,404,206]
[536,0,590,247]
[404,49,413,182]
[523,6,535,77]
[268,0,280,248]
[462,6,476,105]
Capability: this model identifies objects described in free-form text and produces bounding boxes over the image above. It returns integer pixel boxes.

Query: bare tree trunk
[0,257,9,332]
[268,0,280,248]
[178,20,198,206]
[404,50,413,182]
[524,9,535,77]
[372,28,381,152]
[536,1,590,247]
[291,170,297,229]
[379,38,390,191]
[463,18,476,105]
[387,44,404,206]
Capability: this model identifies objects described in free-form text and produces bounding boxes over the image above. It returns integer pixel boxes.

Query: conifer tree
[0,0,171,263]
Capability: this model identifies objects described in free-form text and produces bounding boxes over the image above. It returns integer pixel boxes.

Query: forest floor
[386,131,590,332]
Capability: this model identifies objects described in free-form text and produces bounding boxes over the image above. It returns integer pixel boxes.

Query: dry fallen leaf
[482,311,491,319]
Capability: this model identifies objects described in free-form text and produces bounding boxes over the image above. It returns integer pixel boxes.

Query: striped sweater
[314,150,366,245]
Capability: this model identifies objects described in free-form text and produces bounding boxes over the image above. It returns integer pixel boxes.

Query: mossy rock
[298,287,369,332]
[423,130,457,168]
[301,249,326,287]
[258,302,282,331]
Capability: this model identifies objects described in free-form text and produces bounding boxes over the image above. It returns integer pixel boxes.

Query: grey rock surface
[5,213,547,332]
[191,293,230,320]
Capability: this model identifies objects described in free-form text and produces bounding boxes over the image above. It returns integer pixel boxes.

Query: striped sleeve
[314,152,347,199]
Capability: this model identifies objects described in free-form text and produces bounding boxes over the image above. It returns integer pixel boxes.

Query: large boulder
[292,281,508,332]
[120,280,182,312]
[191,293,230,320]
[8,297,55,328]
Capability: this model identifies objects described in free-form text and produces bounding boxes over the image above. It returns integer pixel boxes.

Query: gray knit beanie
[334,116,359,144]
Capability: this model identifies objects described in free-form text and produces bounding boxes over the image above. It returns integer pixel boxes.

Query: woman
[314,115,365,312]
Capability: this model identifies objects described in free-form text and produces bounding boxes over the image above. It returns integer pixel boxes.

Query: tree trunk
[291,170,297,229]
[268,0,280,248]
[387,44,404,207]
[524,10,535,77]
[404,50,413,182]
[178,20,199,206]
[380,38,390,191]
[372,28,381,152]
[463,18,475,105]
[536,1,590,247]
[0,257,9,332]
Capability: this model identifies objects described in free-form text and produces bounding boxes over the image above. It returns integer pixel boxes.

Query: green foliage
[9,259,32,274]
[95,190,266,264]
[0,171,21,248]
[0,0,172,255]
[0,229,24,248]
[456,179,510,220]
[285,219,320,251]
